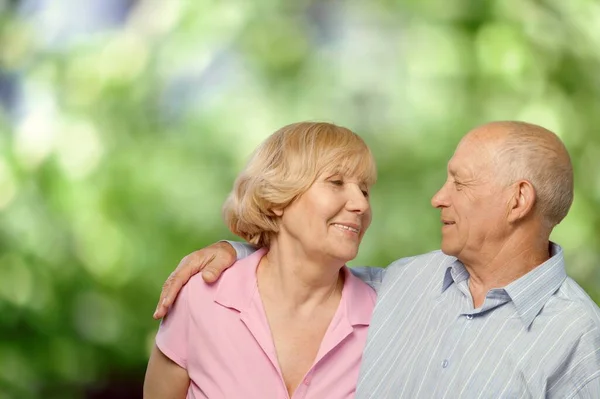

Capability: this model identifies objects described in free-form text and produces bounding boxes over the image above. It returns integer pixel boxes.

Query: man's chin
[441,250,457,257]
[440,242,459,257]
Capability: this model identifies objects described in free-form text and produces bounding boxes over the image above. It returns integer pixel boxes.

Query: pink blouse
[156,248,376,398]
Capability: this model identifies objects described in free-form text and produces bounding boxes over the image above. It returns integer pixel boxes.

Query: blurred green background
[1,0,599,397]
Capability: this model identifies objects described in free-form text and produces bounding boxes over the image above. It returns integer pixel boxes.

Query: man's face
[431,134,511,260]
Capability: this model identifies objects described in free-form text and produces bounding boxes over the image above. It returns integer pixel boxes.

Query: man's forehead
[447,159,470,176]
[447,145,473,172]
[447,148,495,178]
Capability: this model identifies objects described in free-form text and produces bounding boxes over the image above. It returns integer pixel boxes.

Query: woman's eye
[330,180,344,186]
[361,190,369,197]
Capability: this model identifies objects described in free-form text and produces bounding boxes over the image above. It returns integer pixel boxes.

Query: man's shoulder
[539,277,600,352]
[377,250,456,294]
[554,276,600,330]
[539,277,600,396]
[385,249,456,275]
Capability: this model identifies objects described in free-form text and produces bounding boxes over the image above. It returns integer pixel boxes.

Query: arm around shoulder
[154,240,239,319]
[349,266,386,292]
[349,255,419,293]
[224,240,258,260]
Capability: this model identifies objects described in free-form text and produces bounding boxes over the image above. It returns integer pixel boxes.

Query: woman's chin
[331,248,360,264]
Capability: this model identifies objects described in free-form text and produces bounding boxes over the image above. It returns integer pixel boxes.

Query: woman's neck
[257,240,344,312]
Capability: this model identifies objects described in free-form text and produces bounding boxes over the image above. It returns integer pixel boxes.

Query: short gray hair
[493,122,574,227]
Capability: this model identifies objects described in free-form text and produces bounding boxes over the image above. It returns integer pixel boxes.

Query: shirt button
[466,314,473,320]
[442,359,449,368]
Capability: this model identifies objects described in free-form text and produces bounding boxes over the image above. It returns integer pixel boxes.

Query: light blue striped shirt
[230,242,600,398]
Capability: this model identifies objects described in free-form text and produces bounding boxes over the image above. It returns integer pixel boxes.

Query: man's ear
[507,180,536,223]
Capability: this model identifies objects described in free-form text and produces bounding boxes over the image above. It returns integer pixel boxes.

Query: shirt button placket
[290,375,310,399]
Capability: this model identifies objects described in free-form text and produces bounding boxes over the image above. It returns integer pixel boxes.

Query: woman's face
[275,170,372,264]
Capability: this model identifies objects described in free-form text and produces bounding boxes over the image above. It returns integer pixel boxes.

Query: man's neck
[462,234,551,308]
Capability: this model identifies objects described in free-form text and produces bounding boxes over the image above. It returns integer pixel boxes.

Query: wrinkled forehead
[447,134,500,177]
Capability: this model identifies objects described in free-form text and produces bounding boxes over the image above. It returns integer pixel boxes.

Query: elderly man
[153,121,600,397]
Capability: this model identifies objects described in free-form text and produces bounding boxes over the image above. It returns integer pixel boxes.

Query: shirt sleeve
[349,255,419,293]
[223,240,258,261]
[349,267,387,293]
[568,375,600,399]
[155,281,191,369]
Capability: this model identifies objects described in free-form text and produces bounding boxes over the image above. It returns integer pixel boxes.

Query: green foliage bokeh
[1,0,599,397]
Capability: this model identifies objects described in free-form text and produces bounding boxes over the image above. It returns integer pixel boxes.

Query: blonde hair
[223,122,377,247]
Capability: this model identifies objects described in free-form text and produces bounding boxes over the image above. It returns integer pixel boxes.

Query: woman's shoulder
[183,272,220,301]
[343,266,377,303]
[184,250,265,309]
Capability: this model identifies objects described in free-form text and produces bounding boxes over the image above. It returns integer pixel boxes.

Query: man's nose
[431,182,449,208]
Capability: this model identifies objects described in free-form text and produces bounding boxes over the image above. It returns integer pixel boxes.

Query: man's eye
[454,181,463,190]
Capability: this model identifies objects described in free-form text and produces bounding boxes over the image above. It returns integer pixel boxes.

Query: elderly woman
[143,122,377,398]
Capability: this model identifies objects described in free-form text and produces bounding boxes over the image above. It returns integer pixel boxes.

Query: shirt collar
[214,247,373,326]
[504,243,567,327]
[442,257,467,293]
[213,247,267,312]
[441,242,567,328]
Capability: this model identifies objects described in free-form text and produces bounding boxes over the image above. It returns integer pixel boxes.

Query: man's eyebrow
[447,165,460,177]
[448,166,469,179]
